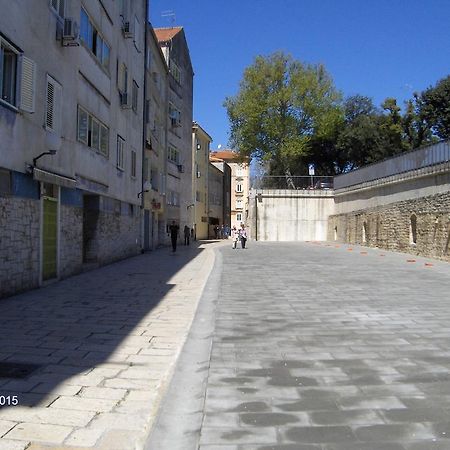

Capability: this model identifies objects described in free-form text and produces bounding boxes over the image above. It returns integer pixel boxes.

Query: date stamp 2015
[0,395,19,406]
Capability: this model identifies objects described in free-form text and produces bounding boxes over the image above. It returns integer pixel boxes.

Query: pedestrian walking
[184,225,190,246]
[169,221,179,252]
[214,225,219,239]
[239,223,248,249]
[231,226,239,249]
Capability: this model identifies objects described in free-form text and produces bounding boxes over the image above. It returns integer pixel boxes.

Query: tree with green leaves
[417,75,450,140]
[224,52,341,186]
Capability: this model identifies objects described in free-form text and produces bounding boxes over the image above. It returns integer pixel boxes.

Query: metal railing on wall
[334,140,450,190]
[251,175,334,190]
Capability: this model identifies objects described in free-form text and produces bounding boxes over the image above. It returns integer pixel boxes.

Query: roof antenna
[161,10,176,25]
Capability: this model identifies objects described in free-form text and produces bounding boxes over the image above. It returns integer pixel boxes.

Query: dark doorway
[82,195,100,263]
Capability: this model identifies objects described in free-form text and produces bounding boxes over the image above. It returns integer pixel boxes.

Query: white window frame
[80,7,111,71]
[236,183,243,193]
[168,145,179,164]
[117,136,125,170]
[77,105,109,156]
[236,199,243,210]
[236,213,242,222]
[169,59,181,84]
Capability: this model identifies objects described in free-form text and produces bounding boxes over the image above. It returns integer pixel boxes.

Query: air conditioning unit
[119,91,132,109]
[60,18,79,46]
[122,21,133,38]
[63,18,79,40]
[177,164,184,173]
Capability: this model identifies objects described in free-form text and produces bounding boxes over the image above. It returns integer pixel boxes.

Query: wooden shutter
[19,56,36,113]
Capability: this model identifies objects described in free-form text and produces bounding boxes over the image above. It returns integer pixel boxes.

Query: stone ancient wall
[0,197,40,296]
[328,191,450,261]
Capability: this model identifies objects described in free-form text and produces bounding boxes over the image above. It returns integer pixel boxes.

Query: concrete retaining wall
[250,189,335,241]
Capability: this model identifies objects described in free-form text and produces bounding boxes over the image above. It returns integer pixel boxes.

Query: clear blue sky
[149,0,450,151]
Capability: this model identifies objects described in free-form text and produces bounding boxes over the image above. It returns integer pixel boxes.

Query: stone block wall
[95,208,141,265]
[59,205,83,278]
[328,191,450,261]
[0,196,40,296]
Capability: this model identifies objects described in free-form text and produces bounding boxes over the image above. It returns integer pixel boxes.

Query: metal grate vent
[0,362,41,379]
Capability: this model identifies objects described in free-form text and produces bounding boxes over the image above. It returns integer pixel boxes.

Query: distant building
[210,150,250,228]
[0,0,146,297]
[192,122,212,240]
[154,27,194,236]
[209,156,232,231]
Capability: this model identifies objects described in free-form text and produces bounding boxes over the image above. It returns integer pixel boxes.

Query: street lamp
[33,150,57,167]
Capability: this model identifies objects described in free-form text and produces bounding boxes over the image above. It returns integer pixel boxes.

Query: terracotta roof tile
[154,27,183,42]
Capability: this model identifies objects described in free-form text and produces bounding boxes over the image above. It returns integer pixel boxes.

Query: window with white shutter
[19,56,36,113]
[45,75,62,133]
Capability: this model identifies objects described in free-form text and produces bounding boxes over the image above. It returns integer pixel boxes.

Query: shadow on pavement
[0,242,205,409]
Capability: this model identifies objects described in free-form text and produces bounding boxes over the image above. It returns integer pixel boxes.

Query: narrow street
[148,241,450,450]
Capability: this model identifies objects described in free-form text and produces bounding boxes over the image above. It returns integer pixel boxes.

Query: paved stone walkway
[0,240,220,450]
[148,241,450,450]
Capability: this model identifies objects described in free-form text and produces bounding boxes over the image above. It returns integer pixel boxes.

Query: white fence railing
[334,140,450,190]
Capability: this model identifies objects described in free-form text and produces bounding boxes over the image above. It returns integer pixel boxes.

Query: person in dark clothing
[184,225,190,246]
[169,221,179,252]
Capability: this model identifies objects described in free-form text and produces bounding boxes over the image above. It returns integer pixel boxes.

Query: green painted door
[43,197,57,280]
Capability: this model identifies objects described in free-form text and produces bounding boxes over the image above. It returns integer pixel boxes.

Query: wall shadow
[0,242,206,409]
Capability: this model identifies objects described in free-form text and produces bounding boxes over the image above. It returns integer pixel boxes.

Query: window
[50,0,65,18]
[131,149,136,177]
[236,166,244,176]
[236,183,243,193]
[196,191,201,202]
[77,105,109,156]
[120,64,128,93]
[168,145,179,164]
[1,37,35,112]
[150,169,158,191]
[80,7,110,70]
[132,80,138,112]
[117,136,125,170]
[169,59,181,84]
[45,75,62,134]
[236,199,243,210]
[169,103,181,127]
[133,16,140,50]
[167,190,180,206]
[236,213,242,222]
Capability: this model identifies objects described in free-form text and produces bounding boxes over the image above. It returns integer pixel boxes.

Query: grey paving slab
[146,241,450,449]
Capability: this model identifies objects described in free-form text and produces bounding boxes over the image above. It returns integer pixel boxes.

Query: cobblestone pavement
[0,240,222,450]
[148,241,450,450]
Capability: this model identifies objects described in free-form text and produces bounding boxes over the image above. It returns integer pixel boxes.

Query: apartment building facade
[210,150,250,228]
[143,24,169,250]
[154,27,193,235]
[0,0,146,297]
[192,122,212,239]
[210,157,232,230]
